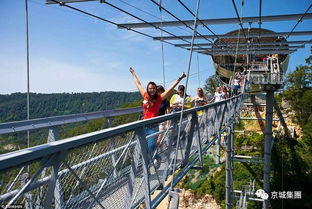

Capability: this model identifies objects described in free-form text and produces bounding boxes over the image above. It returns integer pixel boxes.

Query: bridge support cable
[263,90,274,209]
[159,6,166,88]
[148,0,242,55]
[149,0,213,45]
[102,0,194,46]
[48,0,181,49]
[24,5,31,203]
[170,0,201,192]
[24,0,31,145]
[286,3,312,39]
[258,0,262,40]
[176,0,235,50]
[231,0,247,40]
[232,0,245,76]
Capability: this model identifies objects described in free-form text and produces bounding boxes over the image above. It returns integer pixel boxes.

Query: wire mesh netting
[0,96,243,209]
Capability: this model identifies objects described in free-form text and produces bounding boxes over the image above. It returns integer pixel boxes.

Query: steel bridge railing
[0,107,142,135]
[0,94,244,209]
[249,73,283,85]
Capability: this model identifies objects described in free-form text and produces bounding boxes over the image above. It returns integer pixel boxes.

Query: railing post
[204,108,211,143]
[135,127,151,209]
[44,151,67,209]
[125,140,141,209]
[21,173,33,209]
[47,127,63,209]
[195,113,203,168]
[216,133,221,165]
[107,117,117,178]
[163,118,178,180]
[213,105,219,137]
[47,127,59,143]
[124,160,136,209]
[182,113,196,167]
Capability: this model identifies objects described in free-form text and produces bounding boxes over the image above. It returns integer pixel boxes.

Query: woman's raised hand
[130,67,134,74]
[179,72,187,80]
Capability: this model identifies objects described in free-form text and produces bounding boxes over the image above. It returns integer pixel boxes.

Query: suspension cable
[49,0,187,49]
[231,0,247,40]
[116,0,193,35]
[149,0,213,44]
[159,2,166,87]
[103,0,193,45]
[25,0,30,122]
[197,49,200,87]
[25,0,30,159]
[170,0,201,192]
[258,0,262,40]
[233,0,245,82]
[176,0,234,50]
[286,3,312,39]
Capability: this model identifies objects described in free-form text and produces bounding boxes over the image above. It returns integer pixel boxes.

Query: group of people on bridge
[211,71,244,103]
[129,67,209,167]
[129,67,242,167]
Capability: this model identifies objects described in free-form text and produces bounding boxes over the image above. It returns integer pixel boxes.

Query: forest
[0,91,141,123]
[0,92,141,154]
[181,48,312,208]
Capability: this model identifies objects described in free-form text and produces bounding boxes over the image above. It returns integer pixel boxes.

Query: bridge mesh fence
[0,95,243,209]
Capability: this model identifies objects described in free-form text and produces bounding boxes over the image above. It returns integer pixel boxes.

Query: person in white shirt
[209,87,224,103]
[232,77,240,95]
[170,85,191,112]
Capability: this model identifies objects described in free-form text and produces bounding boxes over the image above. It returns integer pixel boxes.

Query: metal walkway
[0,94,243,209]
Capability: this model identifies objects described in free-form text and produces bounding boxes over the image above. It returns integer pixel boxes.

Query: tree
[203,74,223,96]
[282,60,312,127]
[285,65,312,89]
[270,46,312,209]
[305,46,312,65]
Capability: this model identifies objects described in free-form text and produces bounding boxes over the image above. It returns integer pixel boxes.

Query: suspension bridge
[0,0,312,209]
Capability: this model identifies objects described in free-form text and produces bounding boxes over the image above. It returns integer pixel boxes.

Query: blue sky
[0,0,311,96]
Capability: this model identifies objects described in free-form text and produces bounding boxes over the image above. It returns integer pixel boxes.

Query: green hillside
[0,92,142,154]
[180,48,312,209]
[0,92,141,123]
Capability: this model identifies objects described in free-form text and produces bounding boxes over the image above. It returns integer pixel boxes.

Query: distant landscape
[0,91,141,123]
[0,91,142,154]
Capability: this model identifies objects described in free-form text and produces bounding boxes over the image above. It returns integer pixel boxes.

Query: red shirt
[142,92,162,120]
